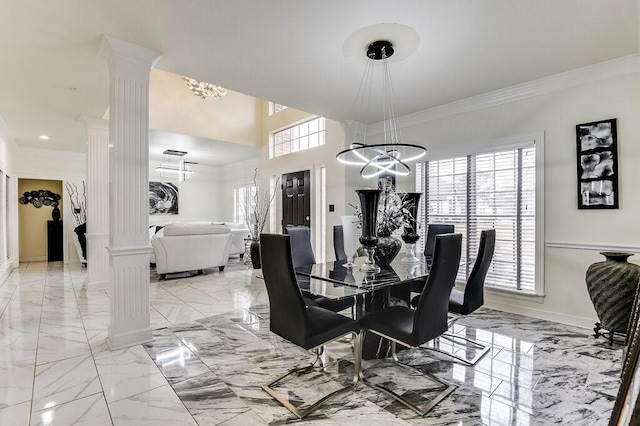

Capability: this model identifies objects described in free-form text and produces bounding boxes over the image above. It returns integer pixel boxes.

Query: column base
[87,280,109,291]
[107,326,153,350]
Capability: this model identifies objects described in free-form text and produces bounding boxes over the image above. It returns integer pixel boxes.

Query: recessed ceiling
[0,0,637,161]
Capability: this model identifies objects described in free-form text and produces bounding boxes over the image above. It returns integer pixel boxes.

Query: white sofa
[151,223,232,279]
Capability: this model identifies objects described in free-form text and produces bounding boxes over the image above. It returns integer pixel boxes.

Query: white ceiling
[1,1,638,166]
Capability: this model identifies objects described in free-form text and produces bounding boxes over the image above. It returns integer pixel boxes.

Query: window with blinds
[416,142,537,293]
[234,185,256,225]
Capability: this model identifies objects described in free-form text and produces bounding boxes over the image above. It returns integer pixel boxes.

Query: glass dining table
[296,255,429,359]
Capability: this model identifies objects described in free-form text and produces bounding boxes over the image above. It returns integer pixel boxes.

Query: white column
[83,117,110,290]
[100,36,160,350]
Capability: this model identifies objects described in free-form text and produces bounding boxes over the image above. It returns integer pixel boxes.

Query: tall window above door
[416,136,543,295]
[270,117,325,159]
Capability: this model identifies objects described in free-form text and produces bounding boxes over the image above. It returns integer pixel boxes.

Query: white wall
[259,107,347,261]
[148,161,225,226]
[362,72,640,328]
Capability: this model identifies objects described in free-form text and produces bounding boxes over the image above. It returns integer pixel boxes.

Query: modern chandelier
[155,149,197,182]
[336,40,426,178]
[181,76,228,100]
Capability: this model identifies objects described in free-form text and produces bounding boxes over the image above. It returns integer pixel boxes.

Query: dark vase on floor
[356,189,381,273]
[586,252,640,343]
[250,240,261,269]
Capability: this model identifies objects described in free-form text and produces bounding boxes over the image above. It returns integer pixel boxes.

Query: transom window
[269,102,288,115]
[416,140,540,294]
[270,117,325,159]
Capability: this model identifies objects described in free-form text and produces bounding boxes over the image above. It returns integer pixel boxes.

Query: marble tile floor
[0,260,623,425]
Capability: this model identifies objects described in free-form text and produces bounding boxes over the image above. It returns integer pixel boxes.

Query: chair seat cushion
[313,296,354,313]
[448,288,466,314]
[306,306,359,349]
[360,306,417,347]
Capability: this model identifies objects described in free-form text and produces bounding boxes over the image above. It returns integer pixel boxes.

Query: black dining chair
[409,223,455,294]
[284,225,355,315]
[442,229,496,365]
[333,225,347,262]
[259,234,362,419]
[360,233,462,416]
[424,224,455,261]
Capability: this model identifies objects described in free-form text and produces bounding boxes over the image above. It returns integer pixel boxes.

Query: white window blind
[234,185,256,225]
[417,143,536,293]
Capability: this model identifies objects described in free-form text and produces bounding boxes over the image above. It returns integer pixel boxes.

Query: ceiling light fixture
[39,135,50,140]
[336,40,426,178]
[181,76,228,100]
[155,149,197,182]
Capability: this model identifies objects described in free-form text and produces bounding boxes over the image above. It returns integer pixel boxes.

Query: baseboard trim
[484,299,596,330]
[20,256,48,262]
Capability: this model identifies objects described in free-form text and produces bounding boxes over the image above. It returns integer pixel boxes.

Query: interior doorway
[17,178,64,262]
[281,170,310,232]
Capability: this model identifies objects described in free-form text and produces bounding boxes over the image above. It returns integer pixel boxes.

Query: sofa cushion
[163,223,230,236]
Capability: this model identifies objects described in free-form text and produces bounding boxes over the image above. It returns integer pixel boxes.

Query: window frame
[233,184,256,226]
[269,117,325,159]
[416,133,545,297]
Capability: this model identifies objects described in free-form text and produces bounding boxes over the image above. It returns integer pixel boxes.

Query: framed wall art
[576,118,618,209]
[149,181,178,215]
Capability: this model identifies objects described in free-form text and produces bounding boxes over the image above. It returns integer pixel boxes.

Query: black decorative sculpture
[19,190,61,220]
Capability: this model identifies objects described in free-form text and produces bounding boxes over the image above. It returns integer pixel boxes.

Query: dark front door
[282,170,310,232]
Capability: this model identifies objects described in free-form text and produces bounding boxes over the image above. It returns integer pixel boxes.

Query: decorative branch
[65,181,87,226]
[242,168,280,240]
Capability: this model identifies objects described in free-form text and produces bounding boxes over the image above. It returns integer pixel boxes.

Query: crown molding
[368,53,640,135]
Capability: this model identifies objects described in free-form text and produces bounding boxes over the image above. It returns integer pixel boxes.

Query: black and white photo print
[576,118,618,209]
[149,181,179,215]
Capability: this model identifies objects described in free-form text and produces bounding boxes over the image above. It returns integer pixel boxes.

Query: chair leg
[362,334,457,416]
[430,332,490,366]
[262,332,359,419]
[419,332,489,366]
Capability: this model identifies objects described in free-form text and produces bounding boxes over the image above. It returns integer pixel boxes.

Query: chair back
[284,226,316,268]
[413,233,462,344]
[260,234,309,346]
[424,224,455,259]
[462,229,496,314]
[333,225,347,261]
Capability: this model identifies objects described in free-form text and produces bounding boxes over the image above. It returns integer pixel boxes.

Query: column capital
[99,35,161,76]
[81,116,108,131]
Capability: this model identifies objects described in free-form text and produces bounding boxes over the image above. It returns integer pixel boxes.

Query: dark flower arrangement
[351,179,416,237]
